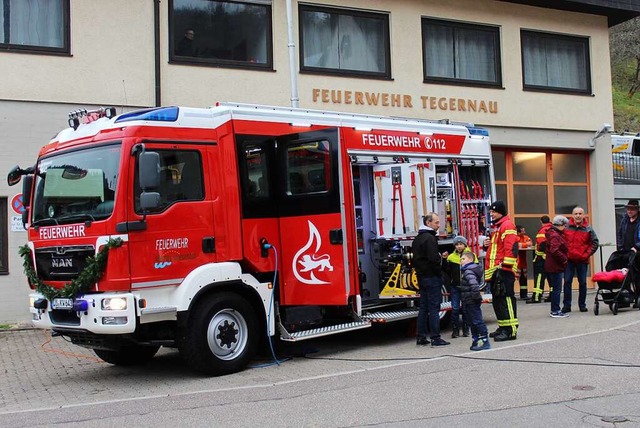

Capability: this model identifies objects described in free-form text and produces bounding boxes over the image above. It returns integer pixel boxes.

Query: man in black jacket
[412,213,450,347]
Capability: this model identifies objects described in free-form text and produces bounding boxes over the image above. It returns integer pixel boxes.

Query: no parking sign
[11,193,25,215]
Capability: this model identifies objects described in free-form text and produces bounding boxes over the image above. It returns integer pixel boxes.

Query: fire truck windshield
[32,145,121,226]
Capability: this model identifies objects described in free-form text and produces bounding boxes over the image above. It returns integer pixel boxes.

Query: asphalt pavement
[2,291,640,427]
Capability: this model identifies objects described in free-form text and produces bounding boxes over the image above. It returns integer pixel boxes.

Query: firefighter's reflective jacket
[484,215,519,281]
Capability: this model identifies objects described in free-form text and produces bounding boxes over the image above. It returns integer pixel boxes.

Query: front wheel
[94,345,160,366]
[182,293,258,376]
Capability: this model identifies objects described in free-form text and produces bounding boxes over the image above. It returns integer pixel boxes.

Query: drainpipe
[286,0,299,108]
[154,0,161,107]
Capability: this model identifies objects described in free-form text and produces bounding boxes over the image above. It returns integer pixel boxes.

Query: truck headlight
[101,297,127,311]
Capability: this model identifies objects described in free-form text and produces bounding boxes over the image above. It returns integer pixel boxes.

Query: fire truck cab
[8,103,495,375]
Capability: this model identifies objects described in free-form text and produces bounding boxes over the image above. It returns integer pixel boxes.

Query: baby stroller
[592,250,640,315]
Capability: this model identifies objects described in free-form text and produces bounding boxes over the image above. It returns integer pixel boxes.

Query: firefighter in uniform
[527,215,552,304]
[516,225,532,300]
[484,201,519,341]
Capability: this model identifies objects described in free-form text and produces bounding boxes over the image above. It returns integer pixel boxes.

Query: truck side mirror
[139,151,160,190]
[7,165,24,186]
[140,192,160,210]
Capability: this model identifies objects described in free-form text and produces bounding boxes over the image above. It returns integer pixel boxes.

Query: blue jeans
[548,272,563,313]
[463,300,487,339]
[449,286,468,329]
[417,275,443,340]
[563,261,589,309]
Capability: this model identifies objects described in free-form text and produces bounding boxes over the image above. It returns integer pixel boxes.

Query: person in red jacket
[546,215,569,317]
[483,200,519,341]
[562,206,599,313]
[527,215,552,303]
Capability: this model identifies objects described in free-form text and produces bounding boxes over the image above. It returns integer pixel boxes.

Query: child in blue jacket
[460,252,490,351]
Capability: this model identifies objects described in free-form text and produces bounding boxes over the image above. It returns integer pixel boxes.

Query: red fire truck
[7,103,495,375]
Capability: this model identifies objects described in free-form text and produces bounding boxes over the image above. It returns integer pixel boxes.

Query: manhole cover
[572,385,595,391]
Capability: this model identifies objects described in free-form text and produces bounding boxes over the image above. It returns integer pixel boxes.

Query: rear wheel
[612,302,619,315]
[94,345,160,366]
[593,303,599,316]
[182,293,258,376]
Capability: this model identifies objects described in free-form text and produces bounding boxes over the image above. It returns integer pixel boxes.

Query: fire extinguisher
[444,199,453,235]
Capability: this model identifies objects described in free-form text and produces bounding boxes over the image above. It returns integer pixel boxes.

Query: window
[242,144,270,200]
[170,0,272,69]
[286,140,331,195]
[0,198,7,274]
[135,150,204,213]
[422,18,501,87]
[521,30,591,94]
[0,0,70,54]
[299,5,390,79]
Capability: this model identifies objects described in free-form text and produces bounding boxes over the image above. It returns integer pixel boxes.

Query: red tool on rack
[373,170,388,236]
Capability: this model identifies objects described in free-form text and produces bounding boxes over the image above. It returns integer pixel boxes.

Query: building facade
[1,0,638,323]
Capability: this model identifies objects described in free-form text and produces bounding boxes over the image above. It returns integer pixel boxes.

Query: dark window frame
[0,0,70,55]
[298,4,391,80]
[0,197,6,274]
[520,29,592,95]
[421,18,502,88]
[168,0,274,71]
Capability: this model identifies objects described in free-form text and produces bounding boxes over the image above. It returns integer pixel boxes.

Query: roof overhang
[497,0,640,26]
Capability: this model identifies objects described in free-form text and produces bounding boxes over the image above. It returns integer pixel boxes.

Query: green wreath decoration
[19,238,123,301]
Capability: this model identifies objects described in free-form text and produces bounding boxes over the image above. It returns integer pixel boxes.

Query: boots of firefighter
[451,323,460,339]
[471,336,491,351]
[462,322,470,337]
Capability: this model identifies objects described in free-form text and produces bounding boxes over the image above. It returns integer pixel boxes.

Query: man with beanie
[546,215,570,318]
[562,206,599,313]
[483,200,519,341]
[527,215,552,303]
[412,213,450,347]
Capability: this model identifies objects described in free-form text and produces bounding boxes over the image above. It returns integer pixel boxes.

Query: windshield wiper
[56,213,96,225]
[31,218,59,227]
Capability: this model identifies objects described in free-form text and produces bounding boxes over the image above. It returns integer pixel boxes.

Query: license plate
[51,298,74,310]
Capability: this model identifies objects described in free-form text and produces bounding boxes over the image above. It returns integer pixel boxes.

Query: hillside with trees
[610,17,640,133]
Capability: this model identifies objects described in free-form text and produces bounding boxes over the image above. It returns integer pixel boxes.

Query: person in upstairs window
[175,28,197,57]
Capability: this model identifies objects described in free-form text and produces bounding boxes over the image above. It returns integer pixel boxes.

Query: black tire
[593,303,599,316]
[612,302,619,315]
[94,345,160,366]
[182,293,258,376]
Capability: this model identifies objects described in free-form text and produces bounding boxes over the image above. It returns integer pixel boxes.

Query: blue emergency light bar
[467,126,489,137]
[115,106,179,123]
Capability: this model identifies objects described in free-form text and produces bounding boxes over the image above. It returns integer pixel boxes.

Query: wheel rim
[206,309,248,361]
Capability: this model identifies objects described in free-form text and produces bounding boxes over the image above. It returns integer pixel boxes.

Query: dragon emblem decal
[292,220,334,285]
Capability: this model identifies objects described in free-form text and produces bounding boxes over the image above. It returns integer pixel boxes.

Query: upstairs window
[0,0,70,54]
[521,30,591,94]
[170,0,273,69]
[422,18,501,87]
[299,5,391,79]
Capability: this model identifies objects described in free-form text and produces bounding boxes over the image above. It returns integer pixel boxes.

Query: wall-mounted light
[589,123,612,147]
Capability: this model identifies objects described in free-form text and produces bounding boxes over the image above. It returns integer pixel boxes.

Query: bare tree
[610,17,640,99]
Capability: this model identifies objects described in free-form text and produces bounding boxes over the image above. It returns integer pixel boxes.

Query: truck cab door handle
[329,229,343,245]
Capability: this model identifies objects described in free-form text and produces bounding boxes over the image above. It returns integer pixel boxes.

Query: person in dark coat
[412,213,450,347]
[545,215,569,318]
[459,251,490,351]
[175,28,197,57]
[617,199,640,252]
